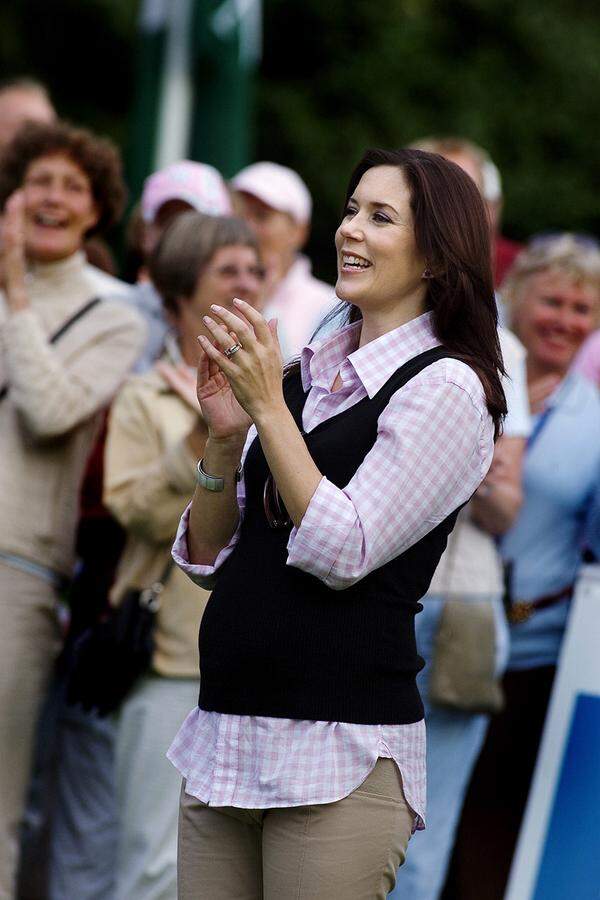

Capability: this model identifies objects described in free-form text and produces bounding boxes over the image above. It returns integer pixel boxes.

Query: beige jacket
[104,363,209,677]
[0,252,145,576]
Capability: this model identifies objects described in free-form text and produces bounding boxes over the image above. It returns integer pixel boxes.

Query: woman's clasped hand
[197,297,284,429]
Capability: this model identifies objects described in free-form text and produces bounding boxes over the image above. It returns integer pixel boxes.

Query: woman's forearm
[470,481,523,536]
[254,403,322,528]
[186,436,246,565]
[470,435,525,536]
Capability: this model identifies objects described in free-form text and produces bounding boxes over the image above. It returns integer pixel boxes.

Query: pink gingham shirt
[168,311,494,830]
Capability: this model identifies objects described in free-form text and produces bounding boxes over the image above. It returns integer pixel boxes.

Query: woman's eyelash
[343,207,390,223]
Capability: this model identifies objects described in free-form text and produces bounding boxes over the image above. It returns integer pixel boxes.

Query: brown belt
[508,584,574,625]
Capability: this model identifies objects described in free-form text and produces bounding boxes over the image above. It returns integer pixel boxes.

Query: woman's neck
[28,249,85,275]
[358,298,426,348]
[526,356,568,386]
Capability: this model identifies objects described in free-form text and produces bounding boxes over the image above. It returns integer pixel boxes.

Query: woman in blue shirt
[446,233,600,900]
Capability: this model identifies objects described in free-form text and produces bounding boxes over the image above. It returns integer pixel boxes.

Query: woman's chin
[335,280,362,305]
[26,239,77,264]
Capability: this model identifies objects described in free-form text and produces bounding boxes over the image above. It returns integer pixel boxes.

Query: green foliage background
[2,0,599,282]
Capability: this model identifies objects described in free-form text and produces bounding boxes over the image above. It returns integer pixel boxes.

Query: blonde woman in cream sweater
[0,120,144,896]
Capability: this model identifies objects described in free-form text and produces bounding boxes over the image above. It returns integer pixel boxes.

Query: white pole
[154,0,193,170]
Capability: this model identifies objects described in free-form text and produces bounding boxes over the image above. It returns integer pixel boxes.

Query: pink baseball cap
[231,162,312,225]
[141,161,232,223]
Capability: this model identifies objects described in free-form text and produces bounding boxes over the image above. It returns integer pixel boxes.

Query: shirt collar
[300,310,440,398]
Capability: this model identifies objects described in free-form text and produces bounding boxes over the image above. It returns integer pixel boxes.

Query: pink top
[264,255,335,361]
[168,311,494,830]
[572,330,600,387]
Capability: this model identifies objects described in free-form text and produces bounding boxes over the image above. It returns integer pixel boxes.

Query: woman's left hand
[198,298,284,423]
[156,360,201,413]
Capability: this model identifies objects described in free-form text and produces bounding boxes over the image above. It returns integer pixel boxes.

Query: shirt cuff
[172,502,241,589]
[162,437,198,494]
[286,476,356,586]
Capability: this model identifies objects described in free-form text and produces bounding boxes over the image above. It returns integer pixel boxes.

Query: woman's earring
[422,269,433,280]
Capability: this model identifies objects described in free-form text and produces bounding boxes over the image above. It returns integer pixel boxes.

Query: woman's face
[334,165,426,318]
[513,269,599,374]
[185,244,265,333]
[233,191,306,284]
[22,153,99,262]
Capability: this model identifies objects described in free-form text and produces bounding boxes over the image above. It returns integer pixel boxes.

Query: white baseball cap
[231,161,312,225]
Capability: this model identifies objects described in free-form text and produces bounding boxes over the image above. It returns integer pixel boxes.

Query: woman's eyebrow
[349,195,399,216]
[371,200,399,215]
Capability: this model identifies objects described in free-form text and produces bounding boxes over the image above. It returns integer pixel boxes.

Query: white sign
[505,564,600,900]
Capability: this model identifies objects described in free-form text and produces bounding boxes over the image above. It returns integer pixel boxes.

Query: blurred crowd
[0,76,599,900]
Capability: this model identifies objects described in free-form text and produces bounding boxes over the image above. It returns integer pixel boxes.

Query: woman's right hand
[196,339,252,442]
[0,190,28,310]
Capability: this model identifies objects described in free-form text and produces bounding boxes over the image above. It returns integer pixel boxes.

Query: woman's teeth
[343,255,371,268]
[35,213,65,227]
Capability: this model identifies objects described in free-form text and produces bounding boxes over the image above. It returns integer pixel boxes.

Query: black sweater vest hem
[198,687,425,727]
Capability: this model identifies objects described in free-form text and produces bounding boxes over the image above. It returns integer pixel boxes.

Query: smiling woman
[21,154,100,262]
[0,121,143,895]
[446,236,600,898]
[162,148,508,899]
[335,167,427,332]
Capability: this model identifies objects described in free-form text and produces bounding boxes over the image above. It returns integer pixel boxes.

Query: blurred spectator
[129,160,233,371]
[103,211,264,899]
[47,162,232,899]
[231,161,334,359]
[0,120,144,897]
[0,77,117,282]
[445,234,600,899]
[389,141,530,900]
[0,77,56,153]
[411,137,523,288]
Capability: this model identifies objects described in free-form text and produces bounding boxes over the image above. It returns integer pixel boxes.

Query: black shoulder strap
[49,296,102,344]
[281,346,459,434]
[282,365,309,430]
[373,346,458,405]
[0,297,102,402]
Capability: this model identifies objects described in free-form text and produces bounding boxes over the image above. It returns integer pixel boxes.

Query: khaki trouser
[178,757,414,900]
[0,563,62,899]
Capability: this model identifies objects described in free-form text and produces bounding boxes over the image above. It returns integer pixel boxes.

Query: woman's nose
[235,272,260,300]
[339,218,364,241]
[42,184,64,205]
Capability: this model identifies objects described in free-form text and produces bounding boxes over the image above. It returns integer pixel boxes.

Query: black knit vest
[198,347,463,725]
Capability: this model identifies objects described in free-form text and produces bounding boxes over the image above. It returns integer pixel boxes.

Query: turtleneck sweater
[0,251,145,576]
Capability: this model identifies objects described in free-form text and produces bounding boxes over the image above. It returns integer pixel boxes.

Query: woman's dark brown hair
[0,120,126,235]
[319,147,506,437]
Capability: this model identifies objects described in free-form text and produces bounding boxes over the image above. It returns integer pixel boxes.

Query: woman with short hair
[0,119,144,895]
[103,211,264,899]
[446,233,600,899]
[169,148,506,898]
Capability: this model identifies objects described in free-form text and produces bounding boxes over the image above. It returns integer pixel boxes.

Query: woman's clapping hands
[197,297,285,429]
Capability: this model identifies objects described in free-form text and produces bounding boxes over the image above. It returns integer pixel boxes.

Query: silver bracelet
[196,458,241,492]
